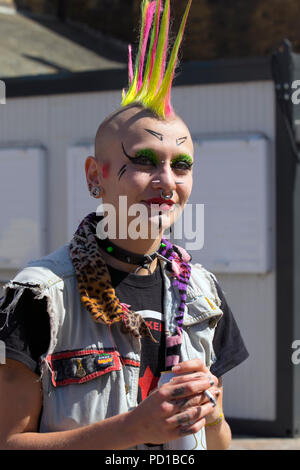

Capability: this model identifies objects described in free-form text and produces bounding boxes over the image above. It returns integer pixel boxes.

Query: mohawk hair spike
[121,0,192,119]
[122,0,152,105]
[150,0,192,117]
[134,0,162,102]
[142,0,170,106]
[158,1,170,87]
[137,1,156,91]
[128,45,134,84]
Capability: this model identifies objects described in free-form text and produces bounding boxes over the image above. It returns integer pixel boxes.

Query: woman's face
[87,108,194,240]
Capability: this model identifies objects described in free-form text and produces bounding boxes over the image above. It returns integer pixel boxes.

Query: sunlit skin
[85,105,194,273]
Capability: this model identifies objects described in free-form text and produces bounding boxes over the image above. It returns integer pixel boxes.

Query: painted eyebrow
[176,136,188,146]
[122,143,136,162]
[144,129,163,141]
[121,143,159,164]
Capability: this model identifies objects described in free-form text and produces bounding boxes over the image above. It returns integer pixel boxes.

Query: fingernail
[172,365,181,372]
[208,375,215,386]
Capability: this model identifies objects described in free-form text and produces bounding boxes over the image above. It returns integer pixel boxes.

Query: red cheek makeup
[102,163,111,179]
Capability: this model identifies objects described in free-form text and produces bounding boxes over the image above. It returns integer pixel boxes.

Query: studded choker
[96,234,171,274]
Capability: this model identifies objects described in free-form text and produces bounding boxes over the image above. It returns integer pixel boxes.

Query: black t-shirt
[107,264,165,402]
[0,263,249,401]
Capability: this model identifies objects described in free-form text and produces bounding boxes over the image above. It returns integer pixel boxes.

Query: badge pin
[205,297,216,310]
[76,359,86,378]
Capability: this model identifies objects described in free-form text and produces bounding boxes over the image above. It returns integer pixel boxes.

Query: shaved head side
[95,105,156,161]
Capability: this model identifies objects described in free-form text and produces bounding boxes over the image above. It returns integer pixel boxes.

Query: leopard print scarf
[69,213,192,359]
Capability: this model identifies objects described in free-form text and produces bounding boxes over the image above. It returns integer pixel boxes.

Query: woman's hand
[168,359,231,450]
[127,362,219,445]
[170,358,222,425]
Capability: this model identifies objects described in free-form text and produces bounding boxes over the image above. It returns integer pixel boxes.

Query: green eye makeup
[122,143,193,170]
[122,143,159,166]
[171,154,194,170]
[134,148,160,165]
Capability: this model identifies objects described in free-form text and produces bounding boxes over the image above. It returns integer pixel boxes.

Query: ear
[85,156,103,187]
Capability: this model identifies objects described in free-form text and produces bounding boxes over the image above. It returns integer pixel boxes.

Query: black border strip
[228,418,291,438]
[3,56,272,99]
[274,81,296,438]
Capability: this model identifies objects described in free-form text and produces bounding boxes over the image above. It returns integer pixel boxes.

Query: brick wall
[14,0,56,15]
[11,0,300,60]
[14,0,136,42]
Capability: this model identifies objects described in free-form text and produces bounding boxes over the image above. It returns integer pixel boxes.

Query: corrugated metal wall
[0,81,276,422]
[174,82,276,420]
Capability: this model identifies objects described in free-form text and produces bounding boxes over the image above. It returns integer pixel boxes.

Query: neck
[98,236,163,275]
[100,249,159,275]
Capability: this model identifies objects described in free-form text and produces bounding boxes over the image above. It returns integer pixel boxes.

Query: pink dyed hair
[121,0,192,119]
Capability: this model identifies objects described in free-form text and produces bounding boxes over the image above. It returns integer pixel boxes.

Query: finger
[170,372,216,387]
[174,388,220,410]
[168,379,213,400]
[172,359,212,377]
[167,401,216,429]
[178,417,206,437]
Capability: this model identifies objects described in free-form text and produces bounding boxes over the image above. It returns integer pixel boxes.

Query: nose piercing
[161,189,174,200]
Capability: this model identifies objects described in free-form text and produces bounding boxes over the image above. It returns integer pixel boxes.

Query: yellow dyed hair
[121,0,192,119]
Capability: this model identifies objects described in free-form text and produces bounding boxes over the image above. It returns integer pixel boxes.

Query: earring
[89,185,102,198]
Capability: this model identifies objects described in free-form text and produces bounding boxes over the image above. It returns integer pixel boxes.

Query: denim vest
[5,244,223,447]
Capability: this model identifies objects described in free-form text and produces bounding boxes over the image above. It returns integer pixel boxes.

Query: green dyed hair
[121,0,192,119]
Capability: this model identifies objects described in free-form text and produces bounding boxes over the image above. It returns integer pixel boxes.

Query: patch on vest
[97,353,113,366]
[46,348,121,386]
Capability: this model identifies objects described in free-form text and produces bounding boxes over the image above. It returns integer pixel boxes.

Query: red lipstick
[145,198,174,205]
[144,198,175,211]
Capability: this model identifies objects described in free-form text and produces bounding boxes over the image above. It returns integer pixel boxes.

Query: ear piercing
[88,184,102,198]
